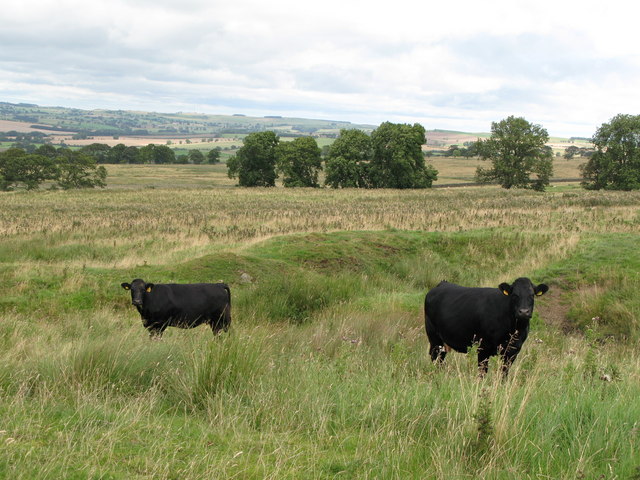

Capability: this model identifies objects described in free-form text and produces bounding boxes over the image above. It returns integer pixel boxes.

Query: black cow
[424,277,548,375]
[121,279,231,338]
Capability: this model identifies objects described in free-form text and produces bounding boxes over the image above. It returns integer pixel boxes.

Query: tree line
[1,114,639,192]
[75,143,221,165]
[227,114,640,192]
[228,122,439,189]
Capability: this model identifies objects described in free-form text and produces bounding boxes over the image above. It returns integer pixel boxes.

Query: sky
[1,0,639,137]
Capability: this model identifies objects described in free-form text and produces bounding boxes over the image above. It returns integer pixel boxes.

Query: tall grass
[1,187,638,269]
[0,182,639,478]
[1,310,638,478]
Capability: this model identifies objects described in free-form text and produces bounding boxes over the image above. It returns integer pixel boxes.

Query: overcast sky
[1,0,638,137]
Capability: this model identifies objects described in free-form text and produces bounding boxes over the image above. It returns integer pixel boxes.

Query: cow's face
[499,278,548,320]
[121,279,154,307]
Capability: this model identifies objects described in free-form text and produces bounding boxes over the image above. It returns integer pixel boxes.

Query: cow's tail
[222,283,232,331]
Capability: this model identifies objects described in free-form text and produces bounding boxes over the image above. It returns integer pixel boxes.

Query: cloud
[1,0,640,136]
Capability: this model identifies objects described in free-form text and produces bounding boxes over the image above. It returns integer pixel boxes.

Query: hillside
[0,102,592,166]
[0,102,375,139]
[0,101,496,149]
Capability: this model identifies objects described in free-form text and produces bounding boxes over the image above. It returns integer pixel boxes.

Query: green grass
[539,233,640,338]
[1,312,638,478]
[0,181,639,478]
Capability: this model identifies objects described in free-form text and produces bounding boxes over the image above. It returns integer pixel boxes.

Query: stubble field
[0,167,639,478]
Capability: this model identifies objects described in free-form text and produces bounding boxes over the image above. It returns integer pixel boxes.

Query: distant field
[59,135,242,148]
[105,163,236,188]
[432,154,585,185]
[1,109,591,153]
[103,154,585,189]
[424,130,489,149]
[0,119,75,134]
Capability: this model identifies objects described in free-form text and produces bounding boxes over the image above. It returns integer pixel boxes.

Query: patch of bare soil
[537,288,574,333]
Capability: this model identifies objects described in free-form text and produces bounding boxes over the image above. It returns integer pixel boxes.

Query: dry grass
[1,187,638,269]
[428,154,584,184]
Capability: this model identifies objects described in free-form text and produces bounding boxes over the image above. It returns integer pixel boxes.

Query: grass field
[101,153,585,189]
[0,164,639,478]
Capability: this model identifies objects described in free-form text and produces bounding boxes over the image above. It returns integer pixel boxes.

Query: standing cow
[121,278,231,338]
[424,277,548,375]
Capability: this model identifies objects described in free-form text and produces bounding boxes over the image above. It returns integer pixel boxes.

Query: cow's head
[121,278,154,307]
[499,277,548,321]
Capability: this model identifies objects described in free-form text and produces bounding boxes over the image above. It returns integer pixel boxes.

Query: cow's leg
[430,343,448,363]
[218,304,231,332]
[500,349,520,377]
[147,322,168,339]
[427,334,447,363]
[425,316,447,363]
[477,347,494,376]
[222,304,231,332]
[210,321,223,336]
[500,330,526,377]
[209,308,230,336]
[147,327,163,339]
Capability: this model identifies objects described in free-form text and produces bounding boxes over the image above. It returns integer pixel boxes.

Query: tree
[445,145,462,157]
[563,145,581,160]
[324,129,372,188]
[581,114,640,190]
[369,122,438,188]
[0,148,56,190]
[188,149,205,164]
[79,143,111,164]
[462,141,479,158]
[108,144,139,164]
[227,131,279,187]
[34,144,59,160]
[54,150,107,190]
[207,147,221,164]
[152,145,176,164]
[475,116,553,191]
[0,147,106,190]
[137,144,175,164]
[134,145,152,164]
[276,137,322,187]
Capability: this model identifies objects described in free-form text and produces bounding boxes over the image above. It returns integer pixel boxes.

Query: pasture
[101,154,585,189]
[0,167,639,478]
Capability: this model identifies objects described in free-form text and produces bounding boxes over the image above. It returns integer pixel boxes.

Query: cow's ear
[535,284,549,296]
[145,283,154,293]
[121,283,131,290]
[499,282,511,296]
